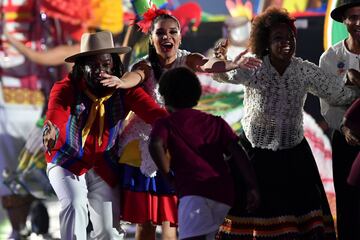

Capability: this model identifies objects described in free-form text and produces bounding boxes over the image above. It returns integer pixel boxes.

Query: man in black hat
[319,0,360,239]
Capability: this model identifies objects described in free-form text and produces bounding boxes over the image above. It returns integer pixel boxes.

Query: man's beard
[87,81,113,97]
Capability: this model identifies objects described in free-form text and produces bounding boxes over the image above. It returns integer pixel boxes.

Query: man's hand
[346,69,360,87]
[342,125,360,146]
[43,121,57,154]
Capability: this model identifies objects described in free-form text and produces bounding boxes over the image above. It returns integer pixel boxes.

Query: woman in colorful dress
[100,6,261,240]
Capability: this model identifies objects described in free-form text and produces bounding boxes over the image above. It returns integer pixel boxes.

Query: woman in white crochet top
[213,7,360,240]
[100,7,261,239]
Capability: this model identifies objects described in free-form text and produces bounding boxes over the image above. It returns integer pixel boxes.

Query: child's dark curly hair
[248,7,296,59]
[159,67,202,109]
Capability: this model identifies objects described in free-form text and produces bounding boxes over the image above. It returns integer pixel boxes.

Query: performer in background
[345,98,360,189]
[319,1,360,239]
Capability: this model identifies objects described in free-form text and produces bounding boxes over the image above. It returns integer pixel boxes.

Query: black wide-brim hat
[65,31,131,63]
[331,0,360,22]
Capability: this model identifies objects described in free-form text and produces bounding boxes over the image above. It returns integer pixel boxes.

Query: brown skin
[343,6,360,55]
[347,68,360,87]
[341,125,360,146]
[82,53,115,97]
[43,120,57,153]
[268,23,296,76]
[43,53,121,152]
[248,7,296,60]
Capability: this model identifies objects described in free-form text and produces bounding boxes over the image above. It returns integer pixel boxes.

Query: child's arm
[149,135,175,185]
[149,136,170,175]
[227,140,260,212]
[101,61,150,89]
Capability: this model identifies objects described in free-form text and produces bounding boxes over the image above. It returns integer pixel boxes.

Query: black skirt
[217,131,336,240]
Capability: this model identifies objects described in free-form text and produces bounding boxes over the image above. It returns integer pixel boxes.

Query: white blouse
[319,40,360,131]
[214,55,358,151]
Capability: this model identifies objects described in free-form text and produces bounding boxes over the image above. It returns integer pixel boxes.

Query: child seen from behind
[149,67,260,240]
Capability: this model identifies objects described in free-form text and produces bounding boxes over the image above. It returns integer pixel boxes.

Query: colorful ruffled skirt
[119,140,178,226]
[217,132,336,240]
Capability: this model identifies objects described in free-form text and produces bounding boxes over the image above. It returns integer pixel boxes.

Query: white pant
[178,195,230,239]
[47,164,123,240]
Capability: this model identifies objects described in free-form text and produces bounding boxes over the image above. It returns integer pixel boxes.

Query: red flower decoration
[136,4,171,34]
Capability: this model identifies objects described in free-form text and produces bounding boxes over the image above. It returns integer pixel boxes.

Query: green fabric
[197,91,244,133]
[36,117,45,128]
[332,21,348,45]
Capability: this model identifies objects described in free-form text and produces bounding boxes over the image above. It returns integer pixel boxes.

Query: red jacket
[45,77,168,186]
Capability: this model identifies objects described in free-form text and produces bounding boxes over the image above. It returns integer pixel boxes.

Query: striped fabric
[50,90,126,169]
[218,211,336,239]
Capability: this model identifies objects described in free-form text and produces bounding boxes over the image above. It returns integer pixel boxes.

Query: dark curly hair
[148,14,180,81]
[159,67,202,109]
[248,7,296,59]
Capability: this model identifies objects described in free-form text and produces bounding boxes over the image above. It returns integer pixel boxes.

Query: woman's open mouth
[161,42,174,52]
[280,45,293,55]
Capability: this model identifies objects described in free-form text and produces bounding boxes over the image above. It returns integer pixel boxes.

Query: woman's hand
[100,72,126,89]
[342,125,360,146]
[347,69,360,87]
[214,39,229,60]
[101,71,144,89]
[234,49,262,71]
[43,121,57,154]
